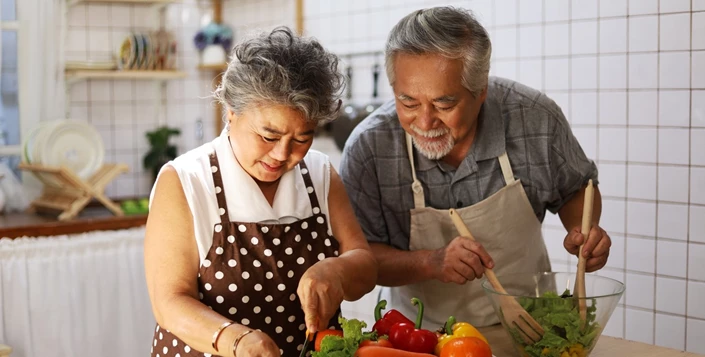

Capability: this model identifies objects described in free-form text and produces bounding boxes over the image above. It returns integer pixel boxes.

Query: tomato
[439,337,492,357]
[359,339,394,348]
[314,329,344,351]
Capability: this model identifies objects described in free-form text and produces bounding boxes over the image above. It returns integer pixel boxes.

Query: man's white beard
[410,124,454,160]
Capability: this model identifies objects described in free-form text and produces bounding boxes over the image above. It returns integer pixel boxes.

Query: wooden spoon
[574,179,595,327]
[449,208,544,344]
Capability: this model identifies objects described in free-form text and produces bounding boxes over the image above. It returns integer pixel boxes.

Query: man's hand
[563,225,611,272]
[428,237,494,284]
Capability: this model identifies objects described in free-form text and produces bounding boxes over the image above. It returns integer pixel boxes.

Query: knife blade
[299,330,316,357]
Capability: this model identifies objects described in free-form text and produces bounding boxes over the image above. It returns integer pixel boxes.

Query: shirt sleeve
[546,104,599,214]
[339,134,392,246]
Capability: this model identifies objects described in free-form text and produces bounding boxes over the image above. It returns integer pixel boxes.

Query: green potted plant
[143,126,181,183]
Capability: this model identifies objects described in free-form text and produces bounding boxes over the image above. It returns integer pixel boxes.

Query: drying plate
[37,120,105,180]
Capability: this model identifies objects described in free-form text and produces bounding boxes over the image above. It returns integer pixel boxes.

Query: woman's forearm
[155,293,251,357]
[334,248,378,301]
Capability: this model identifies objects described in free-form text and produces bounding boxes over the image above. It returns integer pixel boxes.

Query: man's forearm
[370,243,435,286]
[558,184,603,230]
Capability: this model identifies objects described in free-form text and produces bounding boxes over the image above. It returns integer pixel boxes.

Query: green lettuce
[508,290,600,357]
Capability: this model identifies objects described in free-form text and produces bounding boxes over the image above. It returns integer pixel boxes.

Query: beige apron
[379,133,551,329]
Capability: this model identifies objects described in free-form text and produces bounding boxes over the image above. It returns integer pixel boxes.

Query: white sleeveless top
[150,131,333,262]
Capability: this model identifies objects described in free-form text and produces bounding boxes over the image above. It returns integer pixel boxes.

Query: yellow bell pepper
[434,316,489,356]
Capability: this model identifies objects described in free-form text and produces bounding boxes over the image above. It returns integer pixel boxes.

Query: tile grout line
[449,48,705,63]
[652,0,661,344]
[514,0,519,85]
[685,0,694,351]
[596,3,602,268]
[622,0,630,340]
[568,0,573,133]
[541,0,546,98]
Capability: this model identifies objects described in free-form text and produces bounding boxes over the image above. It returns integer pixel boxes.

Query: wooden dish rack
[18,163,128,221]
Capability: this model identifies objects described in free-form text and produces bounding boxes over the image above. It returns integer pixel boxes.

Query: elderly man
[339,6,611,328]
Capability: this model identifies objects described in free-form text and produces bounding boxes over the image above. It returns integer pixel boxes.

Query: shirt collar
[212,130,309,222]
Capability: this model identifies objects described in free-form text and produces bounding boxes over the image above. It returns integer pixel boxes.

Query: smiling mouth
[260,161,284,172]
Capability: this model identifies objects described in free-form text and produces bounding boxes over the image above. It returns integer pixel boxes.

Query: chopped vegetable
[509,290,599,357]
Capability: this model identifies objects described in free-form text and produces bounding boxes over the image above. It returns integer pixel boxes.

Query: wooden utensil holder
[18,163,128,221]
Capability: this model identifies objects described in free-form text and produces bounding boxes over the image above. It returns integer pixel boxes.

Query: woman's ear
[227,109,236,124]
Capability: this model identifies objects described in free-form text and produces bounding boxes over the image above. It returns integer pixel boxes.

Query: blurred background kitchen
[0,0,704,356]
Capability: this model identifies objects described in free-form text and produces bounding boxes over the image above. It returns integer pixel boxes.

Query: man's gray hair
[385,7,492,97]
[215,26,344,125]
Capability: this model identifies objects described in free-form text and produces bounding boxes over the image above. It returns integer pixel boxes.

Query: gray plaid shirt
[339,77,598,250]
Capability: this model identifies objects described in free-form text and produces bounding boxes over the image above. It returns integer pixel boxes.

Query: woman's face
[228,104,316,183]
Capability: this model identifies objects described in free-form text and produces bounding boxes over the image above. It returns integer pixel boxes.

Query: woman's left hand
[297,260,345,332]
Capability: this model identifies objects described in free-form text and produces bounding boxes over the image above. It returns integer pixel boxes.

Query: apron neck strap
[497,152,515,185]
[209,150,230,226]
[405,133,426,208]
[297,160,322,213]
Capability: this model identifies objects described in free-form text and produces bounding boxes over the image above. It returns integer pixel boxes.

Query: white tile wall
[656,276,687,315]
[656,313,686,350]
[219,0,705,352]
[626,308,655,344]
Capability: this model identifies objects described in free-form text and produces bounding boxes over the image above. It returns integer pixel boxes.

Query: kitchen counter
[479,324,701,357]
[0,206,147,238]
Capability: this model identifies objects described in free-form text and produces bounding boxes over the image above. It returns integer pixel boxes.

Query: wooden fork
[449,208,545,345]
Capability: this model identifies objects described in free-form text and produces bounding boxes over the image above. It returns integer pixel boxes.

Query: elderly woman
[144,27,378,357]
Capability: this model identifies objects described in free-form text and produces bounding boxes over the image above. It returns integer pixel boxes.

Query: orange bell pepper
[434,316,489,356]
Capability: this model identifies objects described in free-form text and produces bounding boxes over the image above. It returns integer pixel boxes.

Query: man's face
[392,53,486,160]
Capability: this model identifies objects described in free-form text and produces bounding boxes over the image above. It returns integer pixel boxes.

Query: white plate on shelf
[22,124,43,164]
[37,120,105,180]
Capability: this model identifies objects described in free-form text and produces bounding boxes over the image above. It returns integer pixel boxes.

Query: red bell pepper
[388,298,439,354]
[371,299,413,336]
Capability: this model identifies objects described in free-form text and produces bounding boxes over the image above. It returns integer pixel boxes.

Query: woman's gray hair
[385,7,492,97]
[215,26,344,126]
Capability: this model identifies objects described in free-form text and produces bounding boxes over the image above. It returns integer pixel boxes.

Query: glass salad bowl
[482,272,625,357]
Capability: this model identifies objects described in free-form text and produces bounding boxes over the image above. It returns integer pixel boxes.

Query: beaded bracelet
[211,321,234,352]
[231,329,254,356]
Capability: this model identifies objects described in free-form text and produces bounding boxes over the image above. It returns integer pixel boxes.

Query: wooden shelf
[0,207,148,239]
[198,63,228,71]
[65,70,187,83]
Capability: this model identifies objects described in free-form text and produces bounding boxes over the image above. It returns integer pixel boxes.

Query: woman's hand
[233,330,280,357]
[297,260,345,332]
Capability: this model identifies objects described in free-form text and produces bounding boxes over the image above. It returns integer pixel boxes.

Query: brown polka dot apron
[151,151,342,357]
